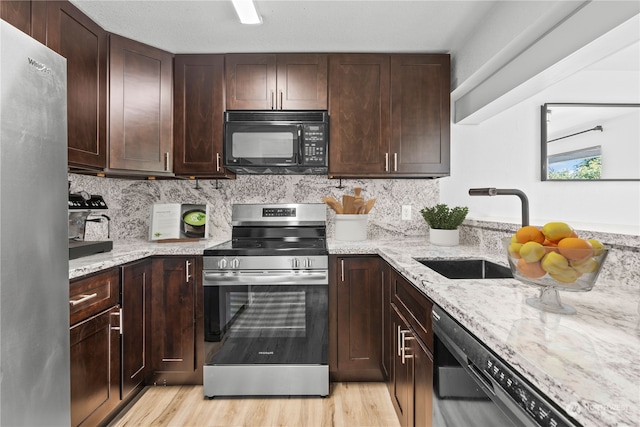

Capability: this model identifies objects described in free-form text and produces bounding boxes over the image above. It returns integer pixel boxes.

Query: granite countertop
[69,238,640,426]
[333,238,640,427]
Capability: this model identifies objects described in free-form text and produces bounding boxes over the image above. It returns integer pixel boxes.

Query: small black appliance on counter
[68,192,113,260]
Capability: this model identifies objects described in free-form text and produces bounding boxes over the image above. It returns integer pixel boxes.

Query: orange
[515,226,545,244]
[542,239,559,253]
[557,237,594,261]
[516,258,546,278]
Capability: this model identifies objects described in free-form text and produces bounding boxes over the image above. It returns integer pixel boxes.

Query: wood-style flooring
[109,382,400,427]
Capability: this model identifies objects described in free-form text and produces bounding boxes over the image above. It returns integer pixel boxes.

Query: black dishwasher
[431,306,579,427]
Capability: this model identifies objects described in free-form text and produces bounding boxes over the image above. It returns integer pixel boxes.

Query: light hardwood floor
[109,383,400,427]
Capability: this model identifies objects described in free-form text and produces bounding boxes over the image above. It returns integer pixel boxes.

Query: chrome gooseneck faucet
[468,188,530,227]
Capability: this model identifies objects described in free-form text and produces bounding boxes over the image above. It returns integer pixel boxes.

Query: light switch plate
[402,205,412,220]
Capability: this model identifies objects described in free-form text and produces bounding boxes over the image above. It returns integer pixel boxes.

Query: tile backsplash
[69,173,440,241]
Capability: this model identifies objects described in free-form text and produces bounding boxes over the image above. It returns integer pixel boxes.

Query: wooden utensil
[353,198,365,214]
[342,195,355,214]
[364,198,376,214]
[322,196,343,214]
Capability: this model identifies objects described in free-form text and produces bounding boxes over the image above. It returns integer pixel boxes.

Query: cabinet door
[382,262,392,381]
[173,55,233,177]
[46,1,108,170]
[225,53,277,110]
[0,0,46,42]
[121,260,151,399]
[390,54,450,176]
[412,336,434,427]
[333,256,383,381]
[276,54,328,110]
[391,305,413,427]
[328,54,390,177]
[70,307,120,427]
[109,34,173,174]
[149,257,202,384]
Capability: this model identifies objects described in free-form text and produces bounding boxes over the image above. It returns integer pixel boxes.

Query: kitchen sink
[415,259,513,279]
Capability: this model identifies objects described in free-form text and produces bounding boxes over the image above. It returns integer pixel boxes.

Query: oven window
[232,132,295,158]
[204,284,328,365]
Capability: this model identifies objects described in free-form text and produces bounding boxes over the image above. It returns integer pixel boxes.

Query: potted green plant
[420,203,469,246]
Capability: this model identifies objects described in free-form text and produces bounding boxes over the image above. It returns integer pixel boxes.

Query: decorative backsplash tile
[69,173,440,241]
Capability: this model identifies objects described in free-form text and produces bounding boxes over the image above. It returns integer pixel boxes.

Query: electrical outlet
[402,205,412,220]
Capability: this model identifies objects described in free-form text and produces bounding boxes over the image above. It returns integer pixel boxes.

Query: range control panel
[68,193,108,210]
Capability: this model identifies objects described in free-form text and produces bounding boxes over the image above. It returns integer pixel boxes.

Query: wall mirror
[541,103,640,181]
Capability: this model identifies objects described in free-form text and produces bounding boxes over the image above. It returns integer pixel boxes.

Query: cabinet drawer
[70,268,119,325]
[392,270,433,352]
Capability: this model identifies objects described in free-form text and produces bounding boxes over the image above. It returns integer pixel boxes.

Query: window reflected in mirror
[541,103,640,181]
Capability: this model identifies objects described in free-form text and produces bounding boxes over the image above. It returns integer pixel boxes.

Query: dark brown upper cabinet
[173,55,234,178]
[0,0,46,43]
[390,54,450,176]
[108,34,173,175]
[46,1,108,171]
[225,53,328,110]
[328,54,391,177]
[329,53,450,178]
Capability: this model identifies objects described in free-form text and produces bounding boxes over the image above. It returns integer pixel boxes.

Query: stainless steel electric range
[202,203,329,398]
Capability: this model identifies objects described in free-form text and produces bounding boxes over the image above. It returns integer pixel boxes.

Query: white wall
[441,68,640,235]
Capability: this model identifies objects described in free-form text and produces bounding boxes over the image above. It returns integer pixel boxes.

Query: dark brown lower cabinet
[149,256,203,384]
[70,306,120,427]
[388,268,434,427]
[330,255,384,381]
[121,260,151,400]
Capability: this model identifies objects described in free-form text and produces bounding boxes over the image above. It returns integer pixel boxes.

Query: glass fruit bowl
[502,237,609,314]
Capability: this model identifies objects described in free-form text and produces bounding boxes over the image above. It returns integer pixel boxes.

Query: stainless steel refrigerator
[0,20,70,425]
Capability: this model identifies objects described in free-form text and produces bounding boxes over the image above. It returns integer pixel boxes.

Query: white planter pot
[429,228,459,246]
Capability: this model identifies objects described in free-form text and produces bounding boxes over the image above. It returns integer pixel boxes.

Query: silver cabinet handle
[341,259,345,282]
[385,153,389,172]
[271,90,275,110]
[69,293,98,306]
[394,152,398,172]
[401,329,414,364]
[279,90,283,110]
[164,152,170,171]
[111,309,122,335]
[216,153,221,172]
[185,260,192,282]
[397,325,402,356]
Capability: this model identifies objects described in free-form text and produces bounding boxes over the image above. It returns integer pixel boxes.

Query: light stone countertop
[69,238,640,426]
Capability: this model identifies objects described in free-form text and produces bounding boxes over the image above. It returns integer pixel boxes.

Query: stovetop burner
[204,203,328,257]
[204,238,327,257]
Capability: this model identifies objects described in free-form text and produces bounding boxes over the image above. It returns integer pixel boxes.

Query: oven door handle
[203,271,328,286]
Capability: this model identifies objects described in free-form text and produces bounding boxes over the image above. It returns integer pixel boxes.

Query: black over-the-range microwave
[223,110,329,174]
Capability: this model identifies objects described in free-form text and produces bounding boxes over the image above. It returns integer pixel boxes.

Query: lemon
[541,251,570,275]
[570,257,599,274]
[549,268,580,283]
[588,239,605,257]
[508,242,523,259]
[541,222,574,242]
[519,241,545,263]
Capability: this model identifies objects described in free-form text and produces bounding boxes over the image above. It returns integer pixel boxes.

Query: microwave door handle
[297,126,303,165]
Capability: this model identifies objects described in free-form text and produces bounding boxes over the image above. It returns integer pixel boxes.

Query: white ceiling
[68,0,497,54]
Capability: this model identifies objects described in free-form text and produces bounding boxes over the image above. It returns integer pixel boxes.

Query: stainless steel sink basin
[415,259,513,279]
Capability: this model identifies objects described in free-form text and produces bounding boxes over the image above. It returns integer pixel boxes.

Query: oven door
[203,270,328,366]
[224,123,301,168]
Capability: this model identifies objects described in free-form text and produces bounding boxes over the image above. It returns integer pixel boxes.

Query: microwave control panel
[302,124,327,166]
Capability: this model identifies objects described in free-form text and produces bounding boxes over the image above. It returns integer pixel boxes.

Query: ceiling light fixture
[231,0,262,25]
